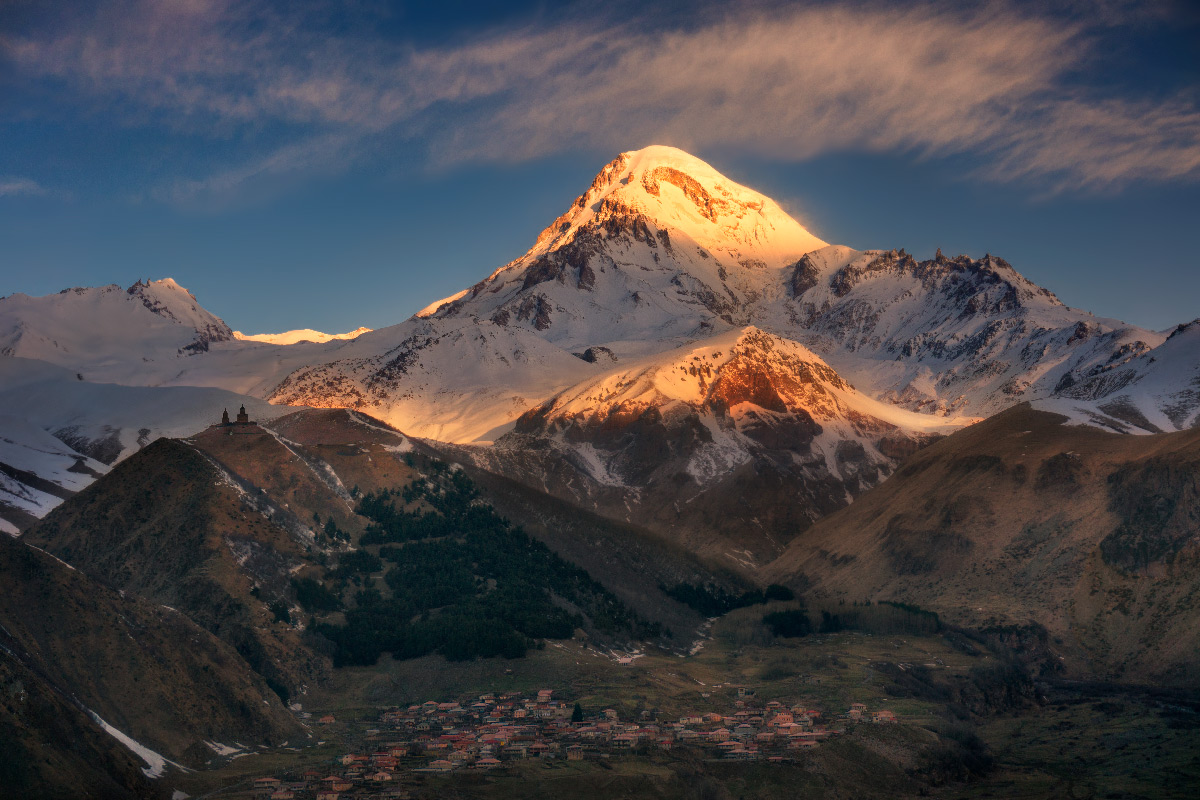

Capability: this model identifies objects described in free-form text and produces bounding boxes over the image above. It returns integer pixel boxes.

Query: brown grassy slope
[441,432,879,571]
[761,404,1200,686]
[24,437,328,698]
[0,534,305,768]
[261,408,420,500]
[0,654,159,800]
[189,411,422,540]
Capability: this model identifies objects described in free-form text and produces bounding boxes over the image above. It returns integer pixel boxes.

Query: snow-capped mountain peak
[526,146,828,268]
[126,278,233,350]
[423,146,831,351]
[0,279,235,383]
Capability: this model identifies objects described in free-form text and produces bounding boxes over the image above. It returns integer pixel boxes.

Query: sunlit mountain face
[2,2,1198,798]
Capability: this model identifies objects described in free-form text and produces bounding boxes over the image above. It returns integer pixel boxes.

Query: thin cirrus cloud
[0,177,48,197]
[6,1,1200,201]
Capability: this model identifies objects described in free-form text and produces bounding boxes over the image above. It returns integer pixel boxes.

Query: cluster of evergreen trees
[312,462,658,666]
[356,462,493,544]
[763,600,942,639]
[312,512,350,544]
[292,577,340,612]
[661,581,794,617]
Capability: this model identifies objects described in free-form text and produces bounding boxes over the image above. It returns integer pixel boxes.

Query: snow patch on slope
[0,471,65,520]
[0,415,109,490]
[86,708,187,779]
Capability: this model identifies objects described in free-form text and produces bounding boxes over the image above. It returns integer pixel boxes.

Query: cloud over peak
[6,1,1200,199]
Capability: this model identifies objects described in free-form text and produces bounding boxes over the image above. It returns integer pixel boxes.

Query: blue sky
[1,0,1198,334]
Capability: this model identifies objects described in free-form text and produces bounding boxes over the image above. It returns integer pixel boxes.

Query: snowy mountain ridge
[507,325,972,489]
[233,326,372,345]
[0,279,233,381]
[781,246,1169,420]
[1,145,1196,518]
[424,146,829,355]
[1040,318,1200,432]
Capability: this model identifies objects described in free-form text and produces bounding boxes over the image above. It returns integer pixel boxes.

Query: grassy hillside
[0,654,160,800]
[762,404,1200,685]
[24,436,329,699]
[0,532,311,797]
[26,409,693,690]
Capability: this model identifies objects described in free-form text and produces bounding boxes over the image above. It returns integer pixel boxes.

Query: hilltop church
[220,405,252,426]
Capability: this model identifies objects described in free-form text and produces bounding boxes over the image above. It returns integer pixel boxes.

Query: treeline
[312,465,659,666]
[661,581,794,617]
[355,465,510,544]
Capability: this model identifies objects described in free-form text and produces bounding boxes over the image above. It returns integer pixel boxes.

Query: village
[233,690,899,799]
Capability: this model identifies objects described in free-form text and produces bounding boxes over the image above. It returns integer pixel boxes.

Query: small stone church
[220,404,252,426]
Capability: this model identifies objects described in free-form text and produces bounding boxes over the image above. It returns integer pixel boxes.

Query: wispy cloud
[6,1,1199,199]
[151,132,359,206]
[0,177,48,197]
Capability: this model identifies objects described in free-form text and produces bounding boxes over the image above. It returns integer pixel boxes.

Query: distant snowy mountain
[5,147,1186,447]
[0,279,233,382]
[233,326,371,345]
[1039,318,1200,432]
[425,146,827,350]
[0,414,108,532]
[777,246,1167,419]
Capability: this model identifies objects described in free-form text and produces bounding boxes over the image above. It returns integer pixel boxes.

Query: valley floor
[166,612,1199,800]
